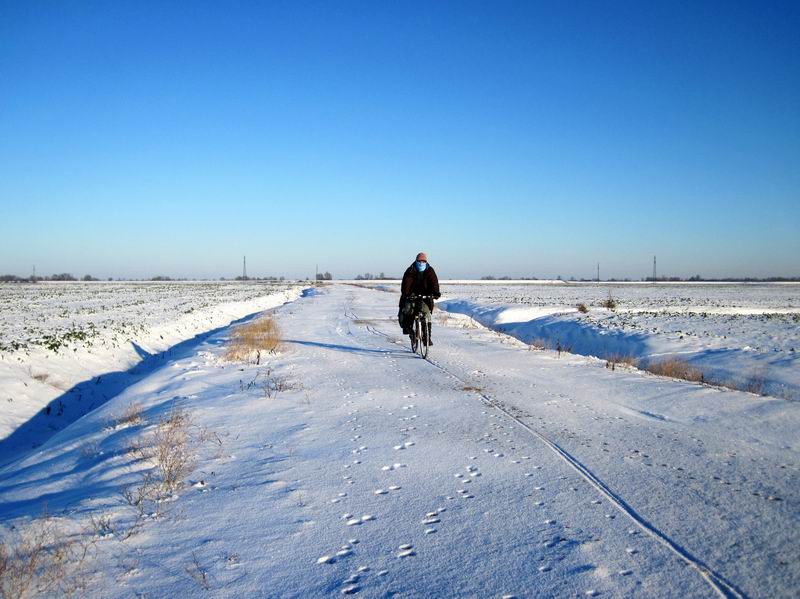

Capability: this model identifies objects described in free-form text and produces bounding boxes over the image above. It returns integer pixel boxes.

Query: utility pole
[243,256,247,280]
[32,265,36,281]
[653,255,657,283]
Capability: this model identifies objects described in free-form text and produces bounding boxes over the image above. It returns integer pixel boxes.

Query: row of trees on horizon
[2,273,799,284]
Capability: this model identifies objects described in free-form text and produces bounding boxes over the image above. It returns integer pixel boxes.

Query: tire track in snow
[357,314,747,599]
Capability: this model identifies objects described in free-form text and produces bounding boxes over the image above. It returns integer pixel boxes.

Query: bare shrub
[742,371,767,396]
[528,338,548,351]
[643,358,704,383]
[605,354,638,371]
[601,293,617,310]
[110,402,144,429]
[576,303,589,313]
[0,516,92,598]
[150,409,194,494]
[185,552,210,590]
[224,316,282,364]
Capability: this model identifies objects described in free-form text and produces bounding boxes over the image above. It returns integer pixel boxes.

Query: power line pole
[653,255,657,283]
[243,256,247,280]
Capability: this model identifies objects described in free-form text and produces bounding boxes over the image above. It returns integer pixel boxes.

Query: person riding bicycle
[399,252,440,345]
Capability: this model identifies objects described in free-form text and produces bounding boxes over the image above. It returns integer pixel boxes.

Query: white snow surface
[432,283,800,401]
[0,284,798,597]
[0,281,303,464]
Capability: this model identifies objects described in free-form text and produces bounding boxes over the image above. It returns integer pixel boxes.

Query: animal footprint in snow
[397,544,416,558]
[317,555,335,564]
[626,548,638,555]
[381,463,407,471]
[374,489,388,495]
[618,569,633,576]
[389,485,401,491]
[341,585,360,594]
[538,565,552,572]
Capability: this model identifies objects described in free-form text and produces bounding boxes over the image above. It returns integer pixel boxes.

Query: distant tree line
[354,272,398,280]
[0,273,106,282]
[316,271,333,281]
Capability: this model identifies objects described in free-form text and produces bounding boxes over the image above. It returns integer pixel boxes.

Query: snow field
[0,282,303,465]
[1,284,797,597]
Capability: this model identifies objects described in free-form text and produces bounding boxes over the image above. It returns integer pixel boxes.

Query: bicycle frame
[406,295,433,358]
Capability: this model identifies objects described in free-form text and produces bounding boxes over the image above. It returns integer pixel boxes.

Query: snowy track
[359,303,746,598]
[1,285,797,597]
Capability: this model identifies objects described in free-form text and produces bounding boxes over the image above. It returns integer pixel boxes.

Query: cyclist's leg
[421,303,432,344]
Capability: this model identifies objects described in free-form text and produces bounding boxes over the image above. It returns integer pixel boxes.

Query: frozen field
[0,281,303,462]
[0,285,797,597]
[359,281,800,400]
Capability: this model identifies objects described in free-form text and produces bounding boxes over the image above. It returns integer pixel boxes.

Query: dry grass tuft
[111,402,144,429]
[461,385,484,393]
[149,409,194,494]
[225,316,282,364]
[605,354,638,371]
[576,303,589,313]
[643,358,704,383]
[601,294,617,310]
[0,515,92,598]
[528,338,548,351]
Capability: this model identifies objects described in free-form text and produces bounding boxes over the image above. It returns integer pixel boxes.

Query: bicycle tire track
[357,312,747,599]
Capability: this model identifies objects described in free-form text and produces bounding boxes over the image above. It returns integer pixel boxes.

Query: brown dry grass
[605,354,638,371]
[643,358,704,383]
[224,316,282,364]
[0,514,92,599]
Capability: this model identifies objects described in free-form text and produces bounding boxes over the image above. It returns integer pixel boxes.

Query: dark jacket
[400,263,440,311]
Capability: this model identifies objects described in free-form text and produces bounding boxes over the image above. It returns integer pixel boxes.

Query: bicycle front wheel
[410,318,419,353]
[420,317,429,359]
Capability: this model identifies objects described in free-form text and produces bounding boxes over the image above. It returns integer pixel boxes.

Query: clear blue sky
[1,1,798,279]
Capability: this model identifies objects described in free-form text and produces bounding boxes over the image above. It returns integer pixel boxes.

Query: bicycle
[406,295,434,358]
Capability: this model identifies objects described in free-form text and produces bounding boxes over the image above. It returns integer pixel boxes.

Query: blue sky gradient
[1,1,798,279]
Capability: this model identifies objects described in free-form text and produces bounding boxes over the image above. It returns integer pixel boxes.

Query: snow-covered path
[1,285,797,597]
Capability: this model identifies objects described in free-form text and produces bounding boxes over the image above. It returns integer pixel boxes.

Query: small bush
[576,303,589,313]
[743,372,767,396]
[601,293,617,310]
[225,316,282,364]
[643,358,704,383]
[605,355,638,371]
[150,409,193,493]
[111,402,143,429]
[0,515,91,598]
[528,338,548,351]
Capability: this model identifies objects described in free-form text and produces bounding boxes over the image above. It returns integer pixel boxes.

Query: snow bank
[439,299,800,401]
[0,286,305,462]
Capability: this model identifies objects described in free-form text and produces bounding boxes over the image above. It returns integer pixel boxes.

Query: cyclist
[399,252,441,345]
